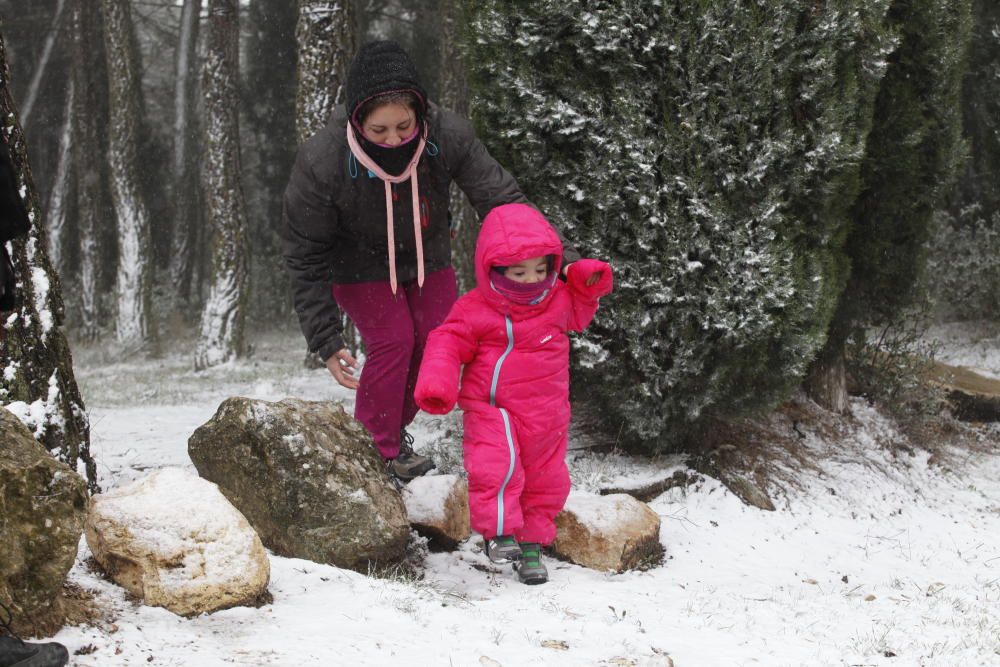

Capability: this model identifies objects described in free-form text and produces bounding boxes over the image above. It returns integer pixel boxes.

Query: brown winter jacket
[281,102,580,361]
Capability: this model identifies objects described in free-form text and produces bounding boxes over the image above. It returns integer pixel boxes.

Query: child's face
[503,256,548,284]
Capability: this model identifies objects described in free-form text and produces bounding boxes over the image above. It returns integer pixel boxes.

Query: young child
[414,203,613,584]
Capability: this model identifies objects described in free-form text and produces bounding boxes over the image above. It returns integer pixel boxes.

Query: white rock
[402,474,470,548]
[552,492,663,572]
[85,468,270,616]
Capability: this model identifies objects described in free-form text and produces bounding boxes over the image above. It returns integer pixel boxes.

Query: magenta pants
[332,267,457,460]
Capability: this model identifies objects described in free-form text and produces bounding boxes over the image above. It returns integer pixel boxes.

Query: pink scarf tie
[346,123,428,294]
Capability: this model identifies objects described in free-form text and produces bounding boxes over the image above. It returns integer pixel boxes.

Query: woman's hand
[325,348,360,390]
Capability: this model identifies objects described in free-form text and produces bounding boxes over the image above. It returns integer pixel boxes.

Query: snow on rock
[402,474,470,549]
[552,492,663,572]
[85,468,269,617]
[188,397,409,570]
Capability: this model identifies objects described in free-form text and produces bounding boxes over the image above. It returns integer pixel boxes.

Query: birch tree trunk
[101,0,156,352]
[438,0,478,294]
[0,32,98,492]
[295,0,356,360]
[194,0,248,370]
[45,80,73,281]
[169,0,203,315]
[295,0,354,143]
[19,0,68,128]
[72,0,108,342]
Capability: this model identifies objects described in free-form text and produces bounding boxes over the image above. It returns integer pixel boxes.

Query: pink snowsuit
[414,203,613,545]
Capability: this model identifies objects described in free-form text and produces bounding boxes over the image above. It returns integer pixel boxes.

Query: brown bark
[438,0,478,294]
[0,32,98,493]
[168,0,204,315]
[804,345,849,414]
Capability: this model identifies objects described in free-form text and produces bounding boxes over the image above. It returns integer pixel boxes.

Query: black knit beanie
[345,40,427,124]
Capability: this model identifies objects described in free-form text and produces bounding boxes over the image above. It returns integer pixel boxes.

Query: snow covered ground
[927,320,1000,380]
[49,326,1000,666]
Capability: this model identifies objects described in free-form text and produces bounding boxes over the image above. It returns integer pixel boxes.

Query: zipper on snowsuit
[490,316,517,536]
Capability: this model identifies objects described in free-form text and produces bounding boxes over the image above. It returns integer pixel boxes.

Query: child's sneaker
[484,535,522,564]
[514,542,548,585]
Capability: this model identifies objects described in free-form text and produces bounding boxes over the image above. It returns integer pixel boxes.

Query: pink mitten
[414,375,457,415]
[566,258,614,298]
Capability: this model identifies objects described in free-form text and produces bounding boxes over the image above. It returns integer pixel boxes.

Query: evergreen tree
[195,0,250,369]
[464,1,895,449]
[829,0,971,380]
[929,0,1000,319]
[0,31,98,492]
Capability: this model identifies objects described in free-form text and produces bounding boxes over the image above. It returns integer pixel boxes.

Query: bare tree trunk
[19,0,68,128]
[0,32,98,493]
[101,0,156,353]
[438,0,478,294]
[296,0,357,360]
[244,0,297,323]
[72,0,108,342]
[169,0,203,317]
[295,0,354,143]
[195,0,248,370]
[805,344,849,414]
[45,79,73,280]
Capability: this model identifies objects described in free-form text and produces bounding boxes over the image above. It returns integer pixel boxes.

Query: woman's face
[361,103,416,146]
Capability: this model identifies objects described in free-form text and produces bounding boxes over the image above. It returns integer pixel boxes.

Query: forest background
[1,0,998,492]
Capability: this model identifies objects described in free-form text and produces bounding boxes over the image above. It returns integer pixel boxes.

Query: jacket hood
[345,40,427,124]
[475,203,563,312]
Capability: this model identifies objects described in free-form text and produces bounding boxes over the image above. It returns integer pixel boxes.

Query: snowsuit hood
[475,203,563,314]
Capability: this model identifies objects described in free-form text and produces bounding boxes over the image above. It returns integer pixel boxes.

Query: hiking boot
[386,429,435,482]
[514,542,548,585]
[484,535,522,564]
[0,636,69,667]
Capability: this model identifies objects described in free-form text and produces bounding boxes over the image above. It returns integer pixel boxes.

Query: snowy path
[53,331,1000,666]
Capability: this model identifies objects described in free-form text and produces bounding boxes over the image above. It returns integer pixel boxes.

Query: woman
[282,40,579,481]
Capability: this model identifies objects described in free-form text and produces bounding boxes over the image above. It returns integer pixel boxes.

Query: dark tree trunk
[0,32,98,493]
[168,0,204,318]
[18,0,68,128]
[244,0,296,321]
[438,0,477,293]
[195,0,249,369]
[804,345,849,414]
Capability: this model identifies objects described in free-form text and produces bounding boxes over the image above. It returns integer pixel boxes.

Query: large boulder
[0,407,88,636]
[552,492,663,572]
[188,398,409,570]
[85,468,270,617]
[402,474,470,550]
